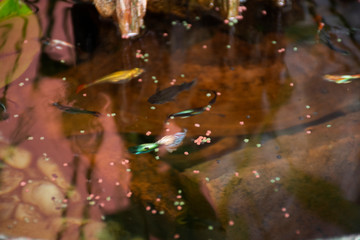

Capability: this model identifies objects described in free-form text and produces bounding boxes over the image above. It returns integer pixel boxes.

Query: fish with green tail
[323,74,360,84]
[52,102,101,117]
[129,129,187,154]
[147,79,197,104]
[76,68,144,93]
[166,90,217,121]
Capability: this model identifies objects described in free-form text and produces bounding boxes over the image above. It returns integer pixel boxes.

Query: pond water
[1,0,360,239]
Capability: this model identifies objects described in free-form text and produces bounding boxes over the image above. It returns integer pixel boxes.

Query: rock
[183,110,360,239]
[0,195,19,221]
[0,145,32,169]
[14,203,42,223]
[22,180,65,216]
[0,167,24,195]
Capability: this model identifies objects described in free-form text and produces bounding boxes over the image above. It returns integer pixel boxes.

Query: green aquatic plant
[0,0,32,21]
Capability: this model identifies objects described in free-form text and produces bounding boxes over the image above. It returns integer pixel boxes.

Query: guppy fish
[147,79,196,104]
[0,101,9,121]
[166,90,217,120]
[42,38,74,49]
[156,129,187,152]
[129,129,187,154]
[76,68,144,93]
[52,102,101,117]
[323,74,360,84]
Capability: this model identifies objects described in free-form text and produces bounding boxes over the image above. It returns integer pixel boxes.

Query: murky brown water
[1,0,360,239]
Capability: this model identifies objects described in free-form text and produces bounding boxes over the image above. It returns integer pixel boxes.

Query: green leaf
[0,0,33,21]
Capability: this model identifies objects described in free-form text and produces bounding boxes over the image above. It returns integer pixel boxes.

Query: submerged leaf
[0,0,32,21]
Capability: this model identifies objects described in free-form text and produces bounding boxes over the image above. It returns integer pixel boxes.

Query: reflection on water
[1,0,360,239]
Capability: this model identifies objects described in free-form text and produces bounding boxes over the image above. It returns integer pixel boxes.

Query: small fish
[323,74,360,84]
[129,129,187,154]
[128,143,159,154]
[167,90,217,120]
[42,38,74,49]
[76,68,144,93]
[156,129,187,152]
[52,102,101,117]
[147,79,197,104]
[0,101,9,121]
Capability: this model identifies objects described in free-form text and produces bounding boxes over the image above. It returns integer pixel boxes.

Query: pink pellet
[278,48,285,53]
[193,170,200,174]
[146,206,151,211]
[177,206,182,210]
[184,151,189,155]
[146,131,152,136]
[98,178,103,183]
[228,220,234,226]
[138,78,143,82]
[20,181,26,187]
[239,121,244,125]
[284,213,290,218]
[63,163,68,167]
[206,130,212,136]
[235,172,239,177]
[126,191,132,197]
[202,45,207,49]
[282,207,286,212]
[224,19,229,24]
[163,32,168,37]
[290,82,294,87]
[262,10,267,15]
[174,234,180,239]
[194,123,200,127]
[151,209,157,214]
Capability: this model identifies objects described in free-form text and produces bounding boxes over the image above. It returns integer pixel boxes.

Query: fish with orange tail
[76,68,144,93]
[323,74,360,84]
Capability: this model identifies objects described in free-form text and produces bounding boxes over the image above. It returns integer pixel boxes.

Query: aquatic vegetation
[0,0,32,20]
[76,68,144,93]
